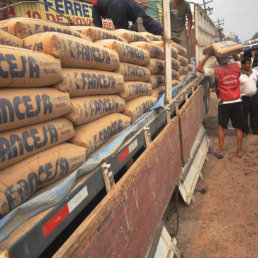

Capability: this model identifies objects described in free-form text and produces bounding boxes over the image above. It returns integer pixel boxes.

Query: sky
[190,0,258,42]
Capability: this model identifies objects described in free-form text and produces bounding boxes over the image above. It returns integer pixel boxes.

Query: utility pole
[214,18,224,41]
[201,0,213,15]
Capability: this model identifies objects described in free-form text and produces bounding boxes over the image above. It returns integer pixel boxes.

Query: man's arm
[196,51,212,74]
[92,6,103,27]
[186,12,192,39]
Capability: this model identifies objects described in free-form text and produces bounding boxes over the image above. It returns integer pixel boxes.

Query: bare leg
[236,128,243,158]
[218,125,224,156]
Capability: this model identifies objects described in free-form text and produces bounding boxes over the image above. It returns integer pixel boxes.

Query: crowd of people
[91,0,258,159]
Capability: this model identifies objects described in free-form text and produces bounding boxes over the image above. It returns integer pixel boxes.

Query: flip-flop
[213,151,223,159]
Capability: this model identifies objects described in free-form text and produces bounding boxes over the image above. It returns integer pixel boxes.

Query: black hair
[243,51,252,58]
[241,57,252,65]
[253,59,258,68]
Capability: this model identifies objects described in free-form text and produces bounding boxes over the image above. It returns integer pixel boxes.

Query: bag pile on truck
[0,18,196,218]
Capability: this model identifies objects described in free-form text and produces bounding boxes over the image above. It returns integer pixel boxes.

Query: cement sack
[203,41,243,58]
[71,26,126,42]
[0,143,86,215]
[179,66,189,76]
[151,41,178,59]
[179,75,187,82]
[23,32,120,71]
[55,68,124,97]
[138,32,162,41]
[67,95,125,125]
[0,88,72,133]
[150,75,165,89]
[130,42,164,59]
[172,58,180,71]
[119,82,152,101]
[96,39,150,65]
[151,86,165,100]
[178,55,189,67]
[0,17,89,40]
[71,113,131,156]
[171,41,187,57]
[147,59,165,75]
[0,118,74,170]
[0,30,23,48]
[188,64,194,72]
[117,63,151,82]
[173,80,181,87]
[0,45,63,88]
[171,69,179,81]
[114,29,151,43]
[123,96,156,122]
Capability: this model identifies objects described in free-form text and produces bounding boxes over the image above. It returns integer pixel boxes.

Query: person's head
[241,57,252,71]
[174,0,184,5]
[217,57,231,65]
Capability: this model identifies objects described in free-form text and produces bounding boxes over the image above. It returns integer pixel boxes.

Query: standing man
[240,57,258,135]
[197,51,244,158]
[170,0,192,51]
[92,0,163,35]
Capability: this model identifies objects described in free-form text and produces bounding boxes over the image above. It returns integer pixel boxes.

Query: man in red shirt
[197,50,244,158]
[92,0,163,35]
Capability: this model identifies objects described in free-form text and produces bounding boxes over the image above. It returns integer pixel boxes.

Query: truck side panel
[54,117,182,258]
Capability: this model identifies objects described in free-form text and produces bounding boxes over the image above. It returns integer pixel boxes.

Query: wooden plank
[179,86,205,164]
[54,117,182,258]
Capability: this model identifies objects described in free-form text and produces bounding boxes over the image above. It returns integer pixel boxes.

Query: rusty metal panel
[54,117,181,258]
[179,86,205,165]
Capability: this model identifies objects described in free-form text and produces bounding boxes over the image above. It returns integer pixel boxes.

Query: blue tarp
[0,75,196,242]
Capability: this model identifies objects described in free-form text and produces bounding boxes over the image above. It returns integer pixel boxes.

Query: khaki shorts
[172,29,189,56]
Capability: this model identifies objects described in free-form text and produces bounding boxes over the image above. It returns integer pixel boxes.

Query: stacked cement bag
[0,35,87,215]
[23,29,132,158]
[95,38,156,122]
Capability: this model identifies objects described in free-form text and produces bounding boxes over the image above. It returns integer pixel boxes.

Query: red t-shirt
[93,0,97,6]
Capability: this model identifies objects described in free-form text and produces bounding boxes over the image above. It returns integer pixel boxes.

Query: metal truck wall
[179,86,205,165]
[54,117,182,258]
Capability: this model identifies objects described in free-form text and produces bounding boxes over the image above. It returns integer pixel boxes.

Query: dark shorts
[218,102,244,129]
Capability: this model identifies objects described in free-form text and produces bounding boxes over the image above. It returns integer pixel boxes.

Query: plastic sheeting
[0,75,196,242]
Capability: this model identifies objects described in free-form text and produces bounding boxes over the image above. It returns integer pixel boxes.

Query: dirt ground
[165,92,258,258]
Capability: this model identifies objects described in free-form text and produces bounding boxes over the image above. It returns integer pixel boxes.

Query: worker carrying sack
[0,88,72,133]
[71,113,131,156]
[123,96,156,122]
[130,42,164,60]
[96,39,150,65]
[0,17,89,40]
[0,45,63,88]
[151,86,165,100]
[0,118,74,170]
[117,63,151,82]
[151,41,178,59]
[120,82,152,101]
[0,143,86,216]
[171,41,187,57]
[150,75,165,89]
[178,55,189,67]
[55,68,124,97]
[71,26,126,42]
[23,32,120,71]
[67,95,126,125]
[0,30,23,48]
[114,29,151,43]
[203,41,243,58]
[179,66,189,76]
[138,32,162,42]
[146,59,165,75]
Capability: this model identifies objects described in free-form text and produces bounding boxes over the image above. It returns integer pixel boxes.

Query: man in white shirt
[240,57,258,135]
